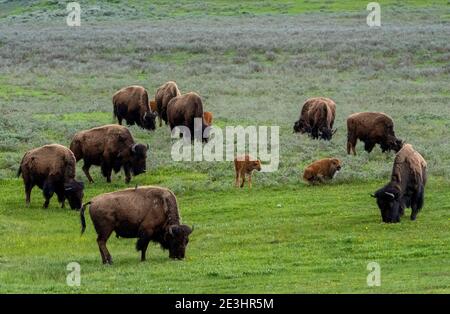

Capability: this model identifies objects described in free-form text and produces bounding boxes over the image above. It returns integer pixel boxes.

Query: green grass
[0,175,449,293]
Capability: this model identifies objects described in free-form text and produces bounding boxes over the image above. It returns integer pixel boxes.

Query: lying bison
[167,92,210,141]
[155,81,181,127]
[17,144,84,209]
[347,112,403,155]
[80,186,194,264]
[113,85,157,130]
[372,144,427,223]
[70,125,148,184]
[303,158,342,184]
[293,97,336,140]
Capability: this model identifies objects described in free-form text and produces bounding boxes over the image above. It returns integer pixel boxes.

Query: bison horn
[191,225,195,233]
[143,112,147,120]
[146,144,149,150]
[332,128,337,135]
[131,144,138,153]
[385,192,395,199]
[169,225,174,236]
[370,194,376,198]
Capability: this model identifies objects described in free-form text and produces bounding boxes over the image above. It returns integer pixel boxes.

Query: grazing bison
[80,186,194,264]
[155,81,181,127]
[303,158,342,184]
[167,92,210,141]
[17,144,84,209]
[293,97,336,140]
[70,124,148,184]
[372,144,427,223]
[234,154,262,188]
[113,85,157,130]
[203,111,213,126]
[347,112,403,155]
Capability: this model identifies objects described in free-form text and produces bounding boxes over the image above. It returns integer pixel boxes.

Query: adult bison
[80,186,194,264]
[155,81,181,127]
[113,85,157,130]
[167,92,210,141]
[372,144,427,223]
[347,112,403,155]
[70,124,148,184]
[17,144,84,209]
[293,97,336,140]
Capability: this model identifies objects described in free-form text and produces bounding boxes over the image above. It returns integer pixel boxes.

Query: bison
[293,97,336,140]
[149,99,160,126]
[80,186,194,264]
[372,144,427,223]
[167,92,210,141]
[303,158,342,184]
[113,85,157,130]
[347,112,403,155]
[155,81,181,127]
[234,154,262,188]
[17,144,84,209]
[70,124,148,184]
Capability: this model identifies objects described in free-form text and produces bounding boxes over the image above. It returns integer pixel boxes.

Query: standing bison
[70,124,148,184]
[167,92,210,141]
[113,85,156,130]
[347,112,403,155]
[293,97,337,140]
[17,144,84,209]
[155,81,181,127]
[80,186,194,264]
[372,144,427,223]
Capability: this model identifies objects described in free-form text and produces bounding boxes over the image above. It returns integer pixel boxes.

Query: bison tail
[80,201,91,235]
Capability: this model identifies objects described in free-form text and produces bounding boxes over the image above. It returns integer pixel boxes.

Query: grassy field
[0,1,449,293]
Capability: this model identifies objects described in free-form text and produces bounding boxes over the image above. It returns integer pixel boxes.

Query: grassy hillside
[0,1,449,293]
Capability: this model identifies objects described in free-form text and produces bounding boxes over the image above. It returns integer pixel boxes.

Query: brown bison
[372,144,427,223]
[113,85,157,130]
[155,81,181,127]
[167,92,210,141]
[203,111,213,126]
[347,112,403,155]
[80,186,194,264]
[303,158,342,184]
[17,144,84,209]
[234,154,262,189]
[293,97,336,140]
[70,125,148,184]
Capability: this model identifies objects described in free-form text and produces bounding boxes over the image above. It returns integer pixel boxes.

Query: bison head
[330,158,342,176]
[320,127,337,141]
[129,143,148,176]
[381,136,404,153]
[371,185,402,223]
[64,179,84,210]
[142,111,157,131]
[166,224,193,260]
[293,120,310,133]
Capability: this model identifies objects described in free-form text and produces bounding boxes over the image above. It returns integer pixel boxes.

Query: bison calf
[347,112,403,155]
[17,144,84,209]
[372,144,427,223]
[80,186,193,264]
[203,111,213,125]
[234,155,262,188]
[70,124,148,184]
[303,158,342,184]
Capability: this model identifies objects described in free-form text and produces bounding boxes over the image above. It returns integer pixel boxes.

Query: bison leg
[240,172,246,188]
[101,161,112,183]
[123,166,131,184]
[136,237,151,262]
[56,188,65,209]
[25,182,33,206]
[82,162,94,183]
[235,170,240,187]
[97,231,113,265]
[248,173,252,189]
[42,181,55,209]
[364,141,375,153]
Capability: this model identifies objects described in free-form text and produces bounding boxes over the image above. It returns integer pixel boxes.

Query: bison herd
[15,81,427,264]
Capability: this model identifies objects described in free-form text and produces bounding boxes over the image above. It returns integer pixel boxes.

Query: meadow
[0,0,449,293]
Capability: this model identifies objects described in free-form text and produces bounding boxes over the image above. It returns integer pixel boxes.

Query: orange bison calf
[17,144,84,209]
[303,158,342,184]
[203,111,213,125]
[234,155,262,188]
[81,186,193,264]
